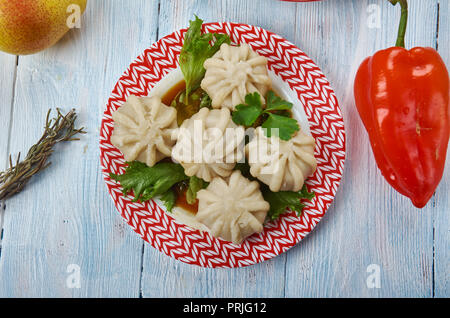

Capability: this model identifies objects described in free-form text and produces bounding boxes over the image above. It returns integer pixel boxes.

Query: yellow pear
[0,0,87,55]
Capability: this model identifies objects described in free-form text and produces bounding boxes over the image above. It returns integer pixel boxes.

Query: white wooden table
[0,0,448,298]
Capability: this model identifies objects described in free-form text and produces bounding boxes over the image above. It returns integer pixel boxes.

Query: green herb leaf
[265,91,293,112]
[186,175,208,205]
[232,92,264,126]
[299,185,315,201]
[180,16,231,97]
[199,92,212,109]
[262,113,300,141]
[231,91,299,140]
[110,161,189,203]
[262,184,315,220]
[160,189,177,212]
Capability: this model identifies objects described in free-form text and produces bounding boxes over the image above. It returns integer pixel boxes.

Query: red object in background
[354,0,450,208]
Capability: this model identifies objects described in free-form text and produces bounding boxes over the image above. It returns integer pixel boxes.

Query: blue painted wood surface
[0,0,448,298]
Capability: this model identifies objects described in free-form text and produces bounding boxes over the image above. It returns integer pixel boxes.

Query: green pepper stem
[389,0,408,48]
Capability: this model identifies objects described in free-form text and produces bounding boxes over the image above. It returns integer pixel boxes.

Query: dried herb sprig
[0,108,86,201]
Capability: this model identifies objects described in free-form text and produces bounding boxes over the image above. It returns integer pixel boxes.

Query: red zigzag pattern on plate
[100,23,346,268]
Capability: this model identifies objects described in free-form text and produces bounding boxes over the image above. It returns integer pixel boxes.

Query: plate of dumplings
[100,21,346,268]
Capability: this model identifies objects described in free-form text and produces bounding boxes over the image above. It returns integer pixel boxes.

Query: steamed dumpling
[201,43,272,110]
[111,95,177,167]
[246,127,317,192]
[196,170,270,244]
[171,107,245,182]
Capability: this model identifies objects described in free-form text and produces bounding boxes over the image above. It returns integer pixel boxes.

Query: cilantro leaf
[262,113,300,141]
[109,161,189,203]
[232,92,264,126]
[231,91,300,140]
[265,91,293,112]
[262,184,315,220]
[180,16,231,97]
[186,176,208,205]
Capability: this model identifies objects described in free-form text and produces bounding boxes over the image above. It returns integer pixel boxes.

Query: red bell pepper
[354,0,450,208]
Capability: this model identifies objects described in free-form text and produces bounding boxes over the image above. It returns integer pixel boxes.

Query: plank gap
[156,0,162,40]
[432,1,440,298]
[436,2,440,50]
[282,252,288,297]
[0,214,3,260]
[432,226,435,297]
[138,240,145,298]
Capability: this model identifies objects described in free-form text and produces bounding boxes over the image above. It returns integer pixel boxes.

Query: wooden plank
[284,0,438,297]
[0,0,160,297]
[0,54,16,166]
[434,0,450,298]
[140,0,298,298]
[0,53,17,256]
[157,0,299,42]
[0,0,445,298]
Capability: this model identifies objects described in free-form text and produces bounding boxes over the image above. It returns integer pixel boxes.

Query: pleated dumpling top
[246,127,317,192]
[111,95,178,167]
[196,170,270,244]
[171,107,245,182]
[201,43,272,110]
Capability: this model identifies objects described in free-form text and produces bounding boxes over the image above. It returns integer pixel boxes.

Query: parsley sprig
[232,91,300,140]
